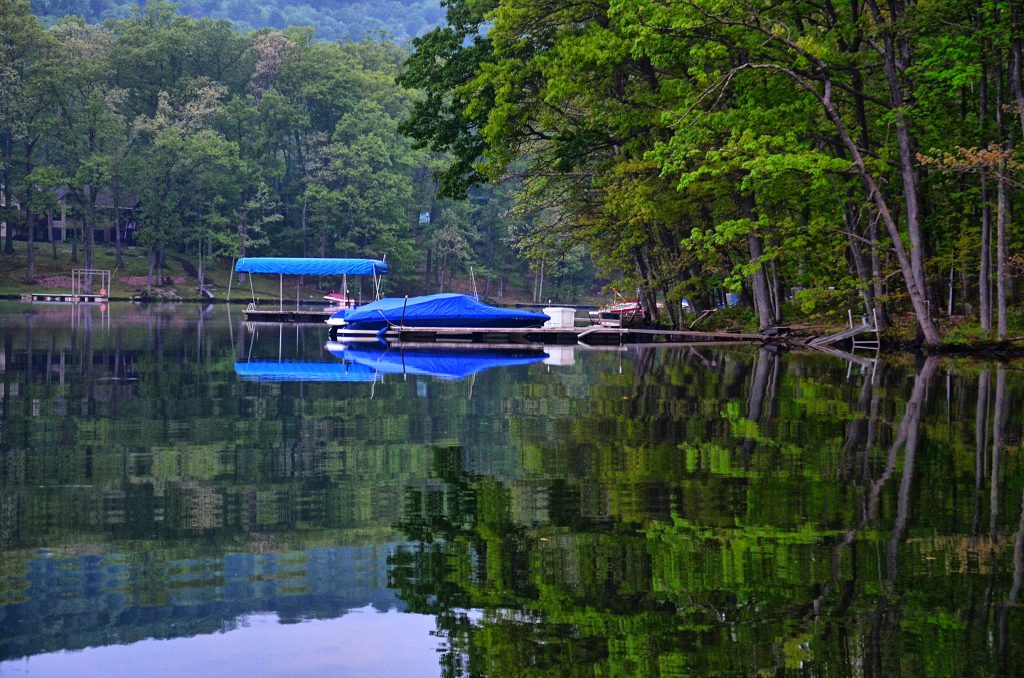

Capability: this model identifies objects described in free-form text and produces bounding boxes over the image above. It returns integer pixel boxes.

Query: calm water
[0,301,1022,676]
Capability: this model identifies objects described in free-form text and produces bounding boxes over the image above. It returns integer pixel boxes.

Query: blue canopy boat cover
[337,293,548,330]
[234,257,389,276]
[330,345,547,380]
[234,361,379,382]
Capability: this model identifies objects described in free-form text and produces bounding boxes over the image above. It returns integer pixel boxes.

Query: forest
[2,0,1023,345]
[401,0,1024,346]
[0,0,572,302]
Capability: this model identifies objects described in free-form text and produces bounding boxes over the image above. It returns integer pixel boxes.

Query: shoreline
[4,293,1022,357]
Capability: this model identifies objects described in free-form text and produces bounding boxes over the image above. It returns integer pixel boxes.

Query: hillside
[30,0,445,41]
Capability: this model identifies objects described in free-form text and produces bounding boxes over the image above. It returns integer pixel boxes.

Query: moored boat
[589,297,644,327]
[327,293,549,332]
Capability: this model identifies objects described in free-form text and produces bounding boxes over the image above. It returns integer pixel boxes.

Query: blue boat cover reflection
[234,361,380,382]
[328,344,548,380]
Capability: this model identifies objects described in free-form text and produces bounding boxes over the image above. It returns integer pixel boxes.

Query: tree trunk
[538,261,544,303]
[48,209,56,259]
[238,212,247,259]
[980,174,992,331]
[995,52,1009,341]
[114,194,123,270]
[25,209,35,283]
[876,32,928,304]
[1011,0,1024,138]
[301,194,308,258]
[813,75,939,344]
[634,251,659,324]
[739,193,777,330]
[979,41,992,330]
[83,206,95,290]
[198,238,205,291]
[995,161,1008,341]
[858,0,940,344]
[995,43,1011,342]
[748,234,776,331]
[844,201,876,318]
[867,210,890,330]
[76,184,98,289]
[2,130,13,255]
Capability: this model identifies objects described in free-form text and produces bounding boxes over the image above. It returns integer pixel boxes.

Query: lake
[0,301,1022,676]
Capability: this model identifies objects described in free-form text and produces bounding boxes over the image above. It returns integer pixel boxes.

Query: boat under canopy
[234,257,388,276]
[230,256,389,318]
[335,293,549,331]
[329,344,547,380]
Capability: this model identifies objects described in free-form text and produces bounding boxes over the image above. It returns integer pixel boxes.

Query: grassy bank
[0,243,378,303]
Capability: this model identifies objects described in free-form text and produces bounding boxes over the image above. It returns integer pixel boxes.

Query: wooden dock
[244,307,335,323]
[24,293,109,303]
[330,324,775,346]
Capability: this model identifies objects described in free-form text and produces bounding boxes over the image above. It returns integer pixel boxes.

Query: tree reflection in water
[0,303,1021,675]
[390,353,1023,676]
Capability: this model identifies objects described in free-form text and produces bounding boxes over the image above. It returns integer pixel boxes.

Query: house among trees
[0,186,140,246]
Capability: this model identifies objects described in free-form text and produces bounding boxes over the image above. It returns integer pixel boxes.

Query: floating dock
[243,307,335,323]
[330,324,774,346]
[23,293,109,303]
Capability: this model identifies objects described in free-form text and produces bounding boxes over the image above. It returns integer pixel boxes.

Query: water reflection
[0,302,1022,675]
[328,343,549,381]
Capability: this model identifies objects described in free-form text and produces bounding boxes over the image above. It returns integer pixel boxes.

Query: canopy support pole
[279,274,283,311]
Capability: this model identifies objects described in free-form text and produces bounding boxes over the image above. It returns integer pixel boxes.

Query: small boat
[327,293,549,332]
[323,292,358,308]
[589,297,644,327]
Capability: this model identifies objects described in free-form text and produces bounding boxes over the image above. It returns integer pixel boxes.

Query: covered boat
[330,293,549,331]
[329,344,547,380]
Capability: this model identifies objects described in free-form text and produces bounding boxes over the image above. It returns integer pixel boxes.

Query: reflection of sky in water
[1,609,441,678]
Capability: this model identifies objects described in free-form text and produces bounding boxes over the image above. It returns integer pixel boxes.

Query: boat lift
[228,257,388,323]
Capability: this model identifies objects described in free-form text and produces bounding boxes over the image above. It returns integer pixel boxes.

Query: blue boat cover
[340,293,548,329]
[331,345,547,380]
[235,257,388,276]
[234,361,379,382]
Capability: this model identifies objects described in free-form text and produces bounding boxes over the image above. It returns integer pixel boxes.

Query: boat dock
[331,324,775,346]
[244,306,335,323]
[23,292,109,303]
[22,268,111,304]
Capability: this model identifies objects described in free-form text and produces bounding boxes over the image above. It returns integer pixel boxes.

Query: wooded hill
[1,0,590,303]
[31,0,446,42]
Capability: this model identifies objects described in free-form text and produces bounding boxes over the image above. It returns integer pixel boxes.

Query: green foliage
[400,0,1024,336]
[0,2,554,298]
